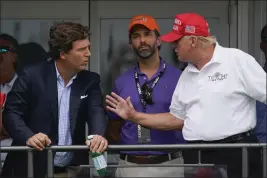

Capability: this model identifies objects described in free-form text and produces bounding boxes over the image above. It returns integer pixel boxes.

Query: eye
[144,32,152,36]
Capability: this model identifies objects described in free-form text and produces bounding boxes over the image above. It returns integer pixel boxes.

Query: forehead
[131,25,152,34]
[0,39,13,47]
[72,39,90,49]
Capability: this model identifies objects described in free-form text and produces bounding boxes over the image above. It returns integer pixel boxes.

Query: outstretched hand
[105,92,136,120]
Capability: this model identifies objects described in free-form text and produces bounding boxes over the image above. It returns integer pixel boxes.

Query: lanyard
[134,61,166,143]
[134,61,166,112]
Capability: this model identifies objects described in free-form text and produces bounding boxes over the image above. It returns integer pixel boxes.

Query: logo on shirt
[208,72,228,81]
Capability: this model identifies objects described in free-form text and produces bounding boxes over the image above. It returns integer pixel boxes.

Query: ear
[191,36,198,47]
[59,51,66,60]
[157,37,161,48]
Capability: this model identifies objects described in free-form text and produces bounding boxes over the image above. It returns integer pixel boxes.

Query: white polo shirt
[170,43,266,141]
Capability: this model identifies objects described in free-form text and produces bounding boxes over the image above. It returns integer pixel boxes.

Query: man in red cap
[106,14,185,177]
[105,13,265,178]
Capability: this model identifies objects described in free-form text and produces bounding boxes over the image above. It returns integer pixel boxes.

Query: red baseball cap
[161,13,210,42]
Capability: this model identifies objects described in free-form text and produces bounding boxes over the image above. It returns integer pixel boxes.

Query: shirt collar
[136,57,165,75]
[5,73,18,88]
[54,61,77,82]
[187,42,222,73]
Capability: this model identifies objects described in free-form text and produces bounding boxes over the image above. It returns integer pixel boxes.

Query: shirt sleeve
[169,74,186,120]
[238,51,266,104]
[106,82,121,120]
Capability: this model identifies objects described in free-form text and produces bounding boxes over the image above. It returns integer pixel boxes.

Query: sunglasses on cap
[141,83,154,105]
[0,46,16,54]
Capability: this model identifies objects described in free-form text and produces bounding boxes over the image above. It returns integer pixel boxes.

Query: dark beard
[133,42,157,59]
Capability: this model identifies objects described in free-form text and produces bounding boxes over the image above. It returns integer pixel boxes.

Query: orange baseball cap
[128,15,159,33]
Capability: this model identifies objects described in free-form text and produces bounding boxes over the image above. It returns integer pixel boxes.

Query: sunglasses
[141,83,154,105]
[0,46,16,54]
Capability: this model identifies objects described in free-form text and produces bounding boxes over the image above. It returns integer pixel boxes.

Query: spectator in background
[0,33,20,167]
[106,15,185,178]
[253,24,267,143]
[18,42,49,67]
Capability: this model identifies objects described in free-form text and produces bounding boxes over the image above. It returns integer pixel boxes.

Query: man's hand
[26,133,51,151]
[106,92,136,120]
[85,135,108,153]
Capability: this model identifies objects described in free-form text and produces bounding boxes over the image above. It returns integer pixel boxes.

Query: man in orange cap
[106,13,265,178]
[105,15,185,177]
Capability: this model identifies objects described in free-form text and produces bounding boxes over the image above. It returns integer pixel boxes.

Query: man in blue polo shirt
[105,15,185,177]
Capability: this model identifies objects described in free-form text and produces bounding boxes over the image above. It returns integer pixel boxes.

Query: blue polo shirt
[108,58,185,155]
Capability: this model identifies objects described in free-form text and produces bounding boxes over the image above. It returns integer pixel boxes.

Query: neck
[193,45,215,70]
[0,72,15,85]
[138,54,161,79]
[55,60,76,86]
[138,52,160,71]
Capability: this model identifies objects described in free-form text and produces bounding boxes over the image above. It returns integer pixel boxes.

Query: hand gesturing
[105,92,136,120]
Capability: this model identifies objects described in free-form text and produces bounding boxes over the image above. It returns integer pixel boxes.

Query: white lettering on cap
[174,19,181,25]
[173,25,179,31]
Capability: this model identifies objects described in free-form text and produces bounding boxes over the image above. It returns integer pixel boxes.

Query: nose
[85,47,91,57]
[140,35,146,43]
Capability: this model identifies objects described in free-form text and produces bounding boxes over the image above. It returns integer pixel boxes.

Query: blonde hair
[184,35,217,48]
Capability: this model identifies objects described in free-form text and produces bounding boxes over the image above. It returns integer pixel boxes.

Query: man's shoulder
[77,70,100,82]
[219,45,255,63]
[165,62,182,75]
[114,67,135,84]
[21,60,48,77]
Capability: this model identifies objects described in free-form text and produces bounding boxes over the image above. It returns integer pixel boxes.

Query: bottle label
[92,155,107,170]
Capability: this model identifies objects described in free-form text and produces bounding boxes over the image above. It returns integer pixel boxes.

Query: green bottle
[87,135,108,177]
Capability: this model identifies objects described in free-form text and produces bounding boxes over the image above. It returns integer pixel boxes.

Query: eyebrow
[78,45,90,49]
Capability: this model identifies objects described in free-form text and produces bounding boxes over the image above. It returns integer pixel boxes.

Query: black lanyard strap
[134,61,166,112]
[134,61,166,144]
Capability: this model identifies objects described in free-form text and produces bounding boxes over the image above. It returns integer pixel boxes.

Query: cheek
[131,40,140,48]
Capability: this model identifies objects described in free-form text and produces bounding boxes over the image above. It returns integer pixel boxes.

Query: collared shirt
[0,74,18,95]
[53,62,77,167]
[170,43,266,141]
[108,58,185,155]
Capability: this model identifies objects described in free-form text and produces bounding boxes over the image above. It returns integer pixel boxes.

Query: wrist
[129,110,139,121]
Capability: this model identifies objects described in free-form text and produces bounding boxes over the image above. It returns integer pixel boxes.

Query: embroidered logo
[208,72,228,81]
[185,25,196,34]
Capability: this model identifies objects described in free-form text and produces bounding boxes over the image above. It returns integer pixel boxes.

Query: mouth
[139,46,150,50]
